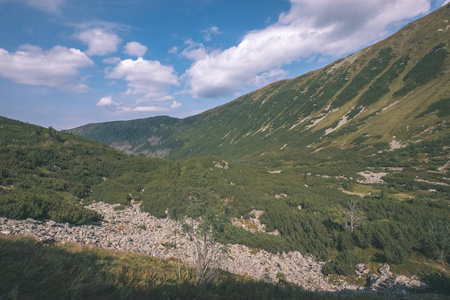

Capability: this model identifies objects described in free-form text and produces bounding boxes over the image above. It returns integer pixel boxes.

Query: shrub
[322,250,361,275]
[420,270,450,295]
[0,189,102,224]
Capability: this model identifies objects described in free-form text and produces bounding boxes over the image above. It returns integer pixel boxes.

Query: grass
[0,234,407,300]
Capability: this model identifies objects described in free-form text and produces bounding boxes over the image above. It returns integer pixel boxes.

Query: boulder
[379,264,392,276]
[46,220,56,227]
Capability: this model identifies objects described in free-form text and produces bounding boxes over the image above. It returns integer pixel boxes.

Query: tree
[330,200,365,232]
[182,184,232,286]
[346,200,365,232]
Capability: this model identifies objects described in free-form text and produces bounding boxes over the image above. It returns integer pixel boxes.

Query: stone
[46,220,56,227]
[378,264,392,276]
[357,263,365,272]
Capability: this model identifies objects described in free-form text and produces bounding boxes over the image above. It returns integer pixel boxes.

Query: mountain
[70,4,449,164]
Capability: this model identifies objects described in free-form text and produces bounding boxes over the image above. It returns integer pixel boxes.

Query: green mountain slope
[0,116,174,223]
[2,115,449,270]
[70,5,450,164]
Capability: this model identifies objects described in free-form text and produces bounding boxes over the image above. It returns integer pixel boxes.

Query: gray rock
[379,264,392,276]
[357,263,365,272]
[46,220,56,227]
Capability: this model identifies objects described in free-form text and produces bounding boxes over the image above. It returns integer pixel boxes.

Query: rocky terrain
[0,201,427,297]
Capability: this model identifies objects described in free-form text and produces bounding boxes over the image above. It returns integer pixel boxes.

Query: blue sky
[0,0,448,129]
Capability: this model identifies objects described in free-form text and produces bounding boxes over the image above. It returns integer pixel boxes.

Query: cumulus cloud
[185,0,431,98]
[97,96,118,107]
[123,42,148,57]
[77,28,121,56]
[202,26,222,41]
[0,44,93,92]
[107,57,179,97]
[98,57,182,113]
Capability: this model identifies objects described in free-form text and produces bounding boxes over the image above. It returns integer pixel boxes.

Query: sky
[0,0,448,130]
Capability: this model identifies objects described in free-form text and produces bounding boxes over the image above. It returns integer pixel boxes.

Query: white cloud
[77,28,121,56]
[171,100,182,109]
[442,0,449,6]
[248,68,288,87]
[97,96,117,107]
[0,44,93,92]
[181,39,208,61]
[99,57,181,113]
[107,57,179,98]
[19,0,65,14]
[185,0,431,98]
[168,46,178,54]
[202,26,222,41]
[124,42,148,57]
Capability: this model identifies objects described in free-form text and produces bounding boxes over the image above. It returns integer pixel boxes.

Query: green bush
[383,244,409,264]
[322,250,361,275]
[0,189,101,224]
[420,270,450,295]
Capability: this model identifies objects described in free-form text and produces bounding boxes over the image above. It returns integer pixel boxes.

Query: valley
[1,4,449,299]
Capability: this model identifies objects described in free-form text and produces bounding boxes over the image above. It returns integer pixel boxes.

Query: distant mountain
[69,4,450,164]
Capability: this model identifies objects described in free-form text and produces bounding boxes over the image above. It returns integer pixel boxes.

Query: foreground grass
[0,235,406,300]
